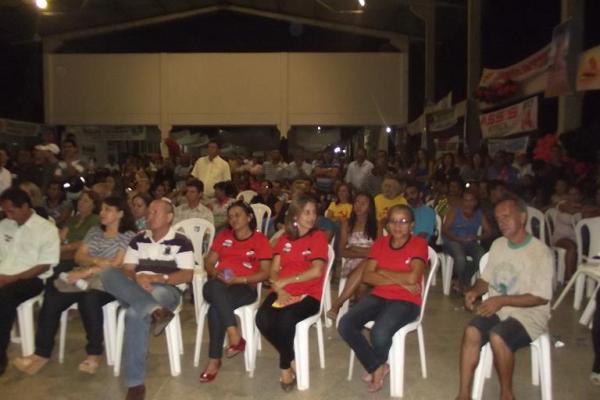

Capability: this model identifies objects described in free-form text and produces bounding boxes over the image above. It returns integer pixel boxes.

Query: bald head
[147,199,174,232]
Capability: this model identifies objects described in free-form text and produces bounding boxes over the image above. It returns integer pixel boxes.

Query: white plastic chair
[173,218,216,269]
[250,203,272,234]
[293,245,336,391]
[573,217,600,309]
[471,253,553,400]
[432,213,443,288]
[346,247,439,398]
[526,206,547,245]
[13,294,44,356]
[237,190,257,203]
[544,208,567,288]
[192,276,263,377]
[440,224,482,296]
[113,298,184,377]
[57,300,119,366]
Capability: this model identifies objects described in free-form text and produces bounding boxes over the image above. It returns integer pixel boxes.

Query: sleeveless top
[341,230,374,277]
[446,208,482,240]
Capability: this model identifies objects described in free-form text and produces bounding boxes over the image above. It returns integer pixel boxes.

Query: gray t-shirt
[83,226,136,259]
[482,235,554,340]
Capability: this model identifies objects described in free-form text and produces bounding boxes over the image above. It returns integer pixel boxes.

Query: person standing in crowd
[374,175,407,231]
[312,146,340,201]
[344,148,373,192]
[198,201,272,383]
[338,204,428,393]
[32,144,60,192]
[263,149,288,183]
[255,194,328,392]
[0,148,12,195]
[191,140,232,199]
[455,195,553,400]
[173,154,192,190]
[54,139,86,180]
[404,181,436,242]
[100,198,194,400]
[286,151,313,181]
[0,188,59,376]
[173,178,214,225]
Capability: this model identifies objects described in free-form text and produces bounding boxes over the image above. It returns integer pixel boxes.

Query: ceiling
[0,0,465,45]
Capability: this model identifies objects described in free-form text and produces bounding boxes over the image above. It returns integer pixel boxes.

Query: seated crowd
[1,136,600,400]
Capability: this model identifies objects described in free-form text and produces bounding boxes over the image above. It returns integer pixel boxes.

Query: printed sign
[479,97,538,139]
[487,136,530,157]
[576,45,600,92]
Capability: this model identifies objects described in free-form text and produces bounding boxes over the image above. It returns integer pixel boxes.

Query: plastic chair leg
[417,326,427,379]
[58,309,69,364]
[114,310,126,377]
[347,350,355,381]
[165,315,181,376]
[442,255,454,296]
[294,327,310,391]
[193,305,208,367]
[316,320,325,369]
[389,333,406,398]
[580,287,598,327]
[16,302,36,357]
[574,273,587,310]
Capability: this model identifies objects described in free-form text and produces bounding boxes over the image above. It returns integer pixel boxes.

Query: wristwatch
[162,274,169,283]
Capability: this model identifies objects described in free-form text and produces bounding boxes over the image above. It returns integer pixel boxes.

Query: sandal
[225,337,246,358]
[78,358,100,374]
[280,373,296,392]
[13,355,48,375]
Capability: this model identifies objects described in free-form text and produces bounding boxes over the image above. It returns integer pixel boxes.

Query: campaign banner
[407,92,453,135]
[434,136,460,156]
[66,125,147,141]
[427,107,458,133]
[576,45,600,92]
[407,113,425,136]
[487,136,530,157]
[479,97,538,139]
[0,118,44,137]
[546,20,573,97]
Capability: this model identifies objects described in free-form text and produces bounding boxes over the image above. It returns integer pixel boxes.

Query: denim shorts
[468,315,532,353]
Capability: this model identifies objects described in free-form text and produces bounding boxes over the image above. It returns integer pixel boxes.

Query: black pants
[203,279,257,359]
[255,292,319,369]
[593,289,600,373]
[35,284,114,358]
[0,278,44,362]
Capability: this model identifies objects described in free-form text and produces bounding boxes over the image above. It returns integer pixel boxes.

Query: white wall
[46,52,408,134]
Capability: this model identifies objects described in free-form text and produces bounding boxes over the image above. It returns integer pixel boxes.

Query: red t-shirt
[273,229,329,301]
[369,235,428,305]
[211,229,272,278]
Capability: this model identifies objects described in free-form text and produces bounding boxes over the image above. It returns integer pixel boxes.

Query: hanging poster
[487,136,530,157]
[479,97,538,139]
[576,45,600,92]
[545,20,573,97]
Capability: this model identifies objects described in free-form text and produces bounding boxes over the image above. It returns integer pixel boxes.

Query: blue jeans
[443,240,485,287]
[101,268,181,387]
[338,294,419,373]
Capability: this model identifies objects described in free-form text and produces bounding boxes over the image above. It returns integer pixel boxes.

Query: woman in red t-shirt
[199,201,272,383]
[255,194,329,392]
[338,204,428,393]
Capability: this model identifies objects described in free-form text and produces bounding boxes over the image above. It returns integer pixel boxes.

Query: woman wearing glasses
[338,204,428,393]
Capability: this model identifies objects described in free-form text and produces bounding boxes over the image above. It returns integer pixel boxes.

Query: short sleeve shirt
[374,194,408,221]
[210,229,272,278]
[83,226,136,259]
[273,229,329,300]
[369,235,428,305]
[124,228,195,274]
[326,202,353,221]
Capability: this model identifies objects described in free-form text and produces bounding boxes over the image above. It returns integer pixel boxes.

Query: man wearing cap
[100,198,194,400]
[32,143,60,192]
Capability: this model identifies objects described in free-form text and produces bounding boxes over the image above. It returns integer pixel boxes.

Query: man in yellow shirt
[374,175,407,230]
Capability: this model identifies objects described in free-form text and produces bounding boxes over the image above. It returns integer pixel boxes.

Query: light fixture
[334,146,342,154]
[317,126,322,131]
[35,0,48,9]
[358,0,366,7]
[385,126,392,133]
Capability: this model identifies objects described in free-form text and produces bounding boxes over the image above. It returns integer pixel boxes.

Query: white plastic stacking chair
[573,217,600,309]
[173,218,216,269]
[250,203,271,234]
[346,247,439,398]
[237,190,257,203]
[440,224,482,296]
[432,213,443,288]
[293,245,335,391]
[14,293,44,356]
[113,299,184,377]
[526,206,547,245]
[471,253,553,400]
[544,208,567,288]
[58,300,119,366]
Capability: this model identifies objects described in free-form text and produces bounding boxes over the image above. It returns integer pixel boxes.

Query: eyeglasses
[388,218,412,225]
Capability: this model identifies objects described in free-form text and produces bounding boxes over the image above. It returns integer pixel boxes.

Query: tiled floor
[2,282,600,400]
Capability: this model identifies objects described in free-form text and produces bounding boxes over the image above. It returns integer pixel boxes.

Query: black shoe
[0,356,7,376]
[151,307,175,336]
[125,384,145,400]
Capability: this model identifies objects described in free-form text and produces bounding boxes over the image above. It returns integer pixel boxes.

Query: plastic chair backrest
[575,217,600,265]
[435,214,443,246]
[544,208,558,238]
[317,245,336,316]
[173,218,216,267]
[479,252,490,300]
[250,203,272,234]
[237,190,258,203]
[416,246,439,324]
[526,206,546,245]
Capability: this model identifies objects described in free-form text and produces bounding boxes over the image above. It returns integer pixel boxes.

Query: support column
[410,0,436,104]
[558,0,584,135]
[42,38,63,125]
[465,0,482,152]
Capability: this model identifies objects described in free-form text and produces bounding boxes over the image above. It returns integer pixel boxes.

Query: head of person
[131,192,152,220]
[554,179,568,195]
[442,153,455,169]
[566,185,583,204]
[147,198,174,232]
[488,180,508,204]
[335,182,352,204]
[290,180,308,200]
[260,179,273,198]
[349,192,377,241]
[472,153,483,168]
[494,194,528,241]
[416,148,428,164]
[385,204,415,241]
[100,196,136,233]
[105,175,117,192]
[207,140,220,159]
[61,139,78,158]
[152,183,167,200]
[448,178,464,198]
[185,179,204,206]
[47,180,66,202]
[284,194,318,239]
[77,190,101,216]
[461,188,479,213]
[355,148,367,163]
[1,187,33,226]
[404,181,422,208]
[272,180,283,197]
[91,182,111,201]
[322,146,334,163]
[270,149,282,163]
[381,174,401,199]
[19,181,44,208]
[213,181,231,201]
[226,200,257,233]
[293,152,305,165]
[135,177,150,194]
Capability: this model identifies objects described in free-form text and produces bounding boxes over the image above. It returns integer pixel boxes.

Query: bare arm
[477,293,548,317]
[271,258,325,290]
[376,258,426,287]
[441,208,464,242]
[464,278,490,310]
[203,250,220,278]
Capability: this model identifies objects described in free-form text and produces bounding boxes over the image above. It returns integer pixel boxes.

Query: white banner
[66,126,147,141]
[479,97,538,139]
[487,136,530,157]
[0,118,45,137]
[427,107,458,133]
[434,136,460,157]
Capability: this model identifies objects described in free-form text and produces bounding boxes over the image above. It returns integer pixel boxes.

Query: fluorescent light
[385,126,392,133]
[358,0,366,7]
[36,0,48,9]
[317,126,321,131]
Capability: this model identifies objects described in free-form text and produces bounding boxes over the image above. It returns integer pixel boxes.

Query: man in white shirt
[344,148,374,192]
[191,140,231,199]
[173,179,214,225]
[262,149,288,182]
[54,139,86,179]
[0,188,59,375]
[286,151,313,181]
[0,148,12,195]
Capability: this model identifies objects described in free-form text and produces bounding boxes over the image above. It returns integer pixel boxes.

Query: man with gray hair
[455,194,553,400]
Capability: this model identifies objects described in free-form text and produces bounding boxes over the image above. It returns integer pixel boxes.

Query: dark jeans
[0,278,44,362]
[593,289,600,373]
[255,292,320,369]
[203,279,257,359]
[338,294,420,373]
[443,240,485,287]
[35,284,115,358]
